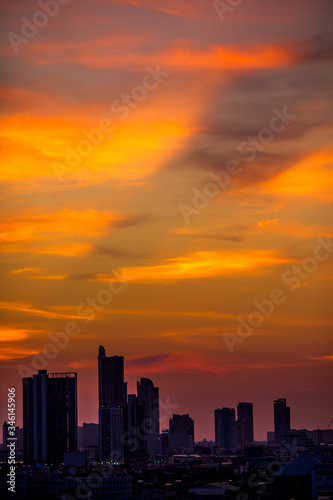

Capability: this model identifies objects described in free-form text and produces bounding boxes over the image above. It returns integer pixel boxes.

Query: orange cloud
[0,116,78,181]
[0,328,29,342]
[11,268,41,274]
[258,218,280,228]
[96,249,292,283]
[305,355,333,362]
[12,30,297,71]
[35,244,92,257]
[73,43,297,71]
[0,346,39,361]
[0,209,119,254]
[0,111,193,182]
[76,119,191,180]
[254,221,333,239]
[101,308,236,321]
[0,327,45,360]
[0,301,79,321]
[1,209,115,240]
[68,360,98,370]
[262,151,333,198]
[29,274,68,280]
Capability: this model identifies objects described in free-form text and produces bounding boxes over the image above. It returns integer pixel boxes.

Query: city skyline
[1,0,332,445]
[4,344,330,447]
[0,341,332,443]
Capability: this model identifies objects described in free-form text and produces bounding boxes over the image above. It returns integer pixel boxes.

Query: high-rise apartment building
[98,345,126,407]
[137,378,159,436]
[23,370,77,463]
[169,414,194,440]
[125,394,145,455]
[98,345,126,462]
[169,414,195,453]
[215,408,236,449]
[274,398,291,444]
[237,402,254,446]
[99,407,124,462]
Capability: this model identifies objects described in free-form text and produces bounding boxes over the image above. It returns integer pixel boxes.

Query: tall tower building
[99,407,124,462]
[98,345,126,407]
[125,394,145,455]
[169,414,195,453]
[137,378,159,436]
[274,398,291,444]
[215,408,236,449]
[237,402,254,446]
[22,370,77,463]
[48,372,78,462]
[98,346,126,462]
[169,414,194,439]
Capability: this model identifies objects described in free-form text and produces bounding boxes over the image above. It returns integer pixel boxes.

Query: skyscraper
[237,402,254,446]
[137,378,159,436]
[274,398,291,444]
[169,414,194,439]
[48,372,78,462]
[215,408,236,449]
[125,394,145,455]
[23,370,77,463]
[99,407,124,462]
[98,345,127,407]
[98,345,126,462]
[169,414,195,453]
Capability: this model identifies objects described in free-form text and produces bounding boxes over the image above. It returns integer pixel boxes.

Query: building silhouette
[169,414,194,453]
[23,370,77,463]
[98,345,127,407]
[137,378,159,436]
[274,398,291,444]
[215,408,236,449]
[281,429,314,454]
[267,431,275,443]
[81,423,99,448]
[169,414,194,439]
[98,345,126,462]
[237,402,254,446]
[99,406,124,462]
[124,394,146,455]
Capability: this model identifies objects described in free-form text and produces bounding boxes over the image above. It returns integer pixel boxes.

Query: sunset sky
[0,0,332,441]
